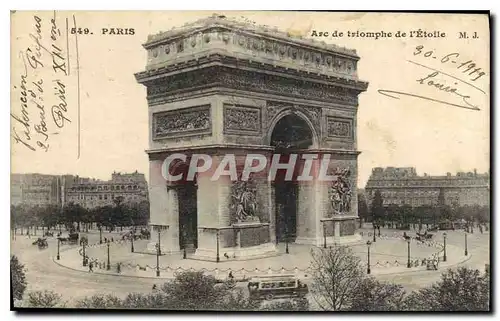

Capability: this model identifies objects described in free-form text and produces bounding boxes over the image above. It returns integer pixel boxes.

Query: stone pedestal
[193,222,277,261]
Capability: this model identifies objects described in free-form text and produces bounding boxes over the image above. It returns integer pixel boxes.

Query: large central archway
[270,112,316,243]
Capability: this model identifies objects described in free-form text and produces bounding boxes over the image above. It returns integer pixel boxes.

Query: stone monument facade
[135,14,368,260]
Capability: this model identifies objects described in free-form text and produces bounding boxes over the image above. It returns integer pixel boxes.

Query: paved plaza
[11,227,489,306]
[57,232,464,279]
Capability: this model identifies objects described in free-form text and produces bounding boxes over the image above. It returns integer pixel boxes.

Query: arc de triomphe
[135,15,368,261]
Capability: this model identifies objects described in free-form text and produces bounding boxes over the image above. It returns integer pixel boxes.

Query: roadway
[11,228,490,306]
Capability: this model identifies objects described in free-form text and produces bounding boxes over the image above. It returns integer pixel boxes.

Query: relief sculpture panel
[329,167,353,215]
[327,116,353,139]
[230,176,260,224]
[223,104,261,135]
[152,105,211,139]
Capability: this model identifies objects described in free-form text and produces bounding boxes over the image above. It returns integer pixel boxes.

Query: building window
[99,195,102,200]
[104,195,108,200]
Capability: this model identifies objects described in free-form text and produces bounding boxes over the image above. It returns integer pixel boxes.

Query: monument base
[193,242,278,261]
[295,233,363,247]
[145,242,180,254]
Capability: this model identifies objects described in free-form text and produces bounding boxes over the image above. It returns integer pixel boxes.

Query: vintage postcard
[10,11,490,312]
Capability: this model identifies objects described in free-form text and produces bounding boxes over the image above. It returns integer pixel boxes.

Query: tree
[26,290,64,308]
[404,267,490,311]
[259,298,309,311]
[400,205,413,229]
[122,292,170,309]
[370,190,384,224]
[159,271,229,310]
[309,246,365,311]
[75,294,123,309]
[347,277,406,311]
[357,193,369,227]
[11,255,27,301]
[62,203,87,231]
[155,271,260,311]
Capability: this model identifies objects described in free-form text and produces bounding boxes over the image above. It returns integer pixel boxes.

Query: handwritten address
[11,13,70,152]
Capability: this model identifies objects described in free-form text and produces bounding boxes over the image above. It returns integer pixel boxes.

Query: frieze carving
[327,117,353,138]
[146,66,359,106]
[230,177,260,224]
[219,69,358,105]
[152,105,211,139]
[146,30,358,78]
[223,104,261,134]
[329,167,352,215]
[230,32,357,76]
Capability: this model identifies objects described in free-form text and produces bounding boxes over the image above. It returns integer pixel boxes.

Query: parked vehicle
[248,275,308,301]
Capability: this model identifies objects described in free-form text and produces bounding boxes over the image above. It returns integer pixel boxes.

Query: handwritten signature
[378,46,486,111]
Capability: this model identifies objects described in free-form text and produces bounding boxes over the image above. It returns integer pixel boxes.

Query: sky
[10,11,490,187]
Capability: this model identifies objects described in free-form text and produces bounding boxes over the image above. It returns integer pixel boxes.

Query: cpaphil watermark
[161,153,349,183]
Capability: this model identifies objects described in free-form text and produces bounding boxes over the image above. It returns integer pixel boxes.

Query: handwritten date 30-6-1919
[378,45,487,111]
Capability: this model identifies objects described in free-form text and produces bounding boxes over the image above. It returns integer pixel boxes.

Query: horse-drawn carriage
[32,237,48,249]
[416,231,433,242]
[58,232,79,245]
[121,228,151,241]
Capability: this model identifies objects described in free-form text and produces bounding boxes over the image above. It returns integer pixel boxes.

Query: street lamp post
[443,232,447,262]
[106,241,111,270]
[157,228,161,256]
[156,243,160,277]
[99,227,103,244]
[82,241,87,267]
[131,234,134,253]
[183,231,187,259]
[373,224,376,242]
[285,225,289,254]
[465,232,468,256]
[216,230,220,263]
[366,240,371,274]
[323,222,327,249]
[57,238,60,260]
[407,239,411,268]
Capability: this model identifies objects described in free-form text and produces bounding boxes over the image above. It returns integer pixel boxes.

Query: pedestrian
[89,262,94,273]
[228,271,234,280]
[111,237,114,242]
[104,237,107,243]
[152,284,157,291]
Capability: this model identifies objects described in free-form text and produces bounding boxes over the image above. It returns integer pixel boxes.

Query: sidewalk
[53,234,471,280]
